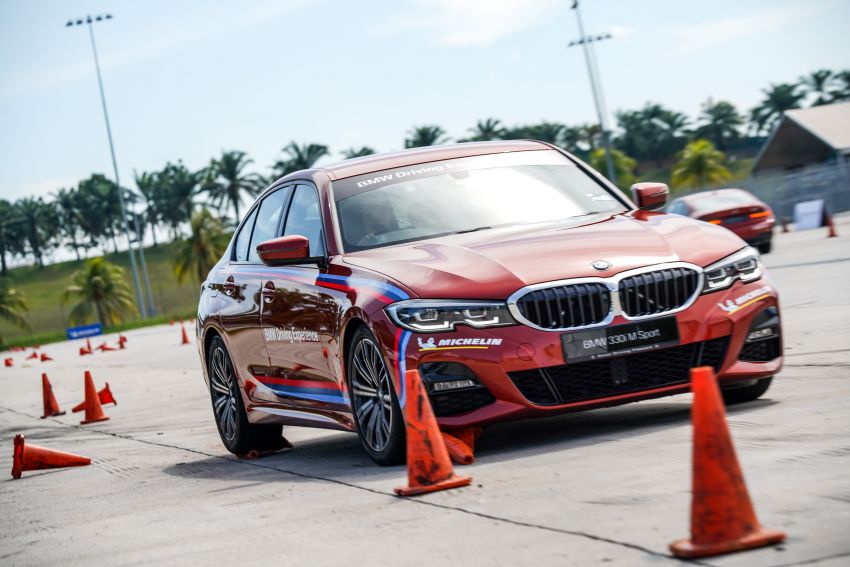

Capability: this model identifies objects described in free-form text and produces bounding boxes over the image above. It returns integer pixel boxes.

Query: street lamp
[65,14,156,318]
[568,1,617,184]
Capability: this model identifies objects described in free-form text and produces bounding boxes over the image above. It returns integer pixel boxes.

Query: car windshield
[332,150,626,252]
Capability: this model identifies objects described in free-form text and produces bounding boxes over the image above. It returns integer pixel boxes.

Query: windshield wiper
[455,226,492,234]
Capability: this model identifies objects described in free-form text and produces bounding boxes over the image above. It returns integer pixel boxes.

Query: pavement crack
[1,404,695,564]
[772,550,850,566]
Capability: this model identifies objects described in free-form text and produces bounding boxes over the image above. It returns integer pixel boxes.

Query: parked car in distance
[196,142,783,465]
[667,189,775,253]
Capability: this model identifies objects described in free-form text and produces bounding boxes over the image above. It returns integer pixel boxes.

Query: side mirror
[256,235,310,266]
[630,182,669,211]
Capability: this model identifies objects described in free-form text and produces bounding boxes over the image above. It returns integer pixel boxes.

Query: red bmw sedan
[197,141,782,465]
[667,189,776,253]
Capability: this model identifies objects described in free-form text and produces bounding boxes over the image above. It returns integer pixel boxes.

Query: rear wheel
[757,240,772,254]
[207,335,282,454]
[347,327,405,466]
[722,376,773,405]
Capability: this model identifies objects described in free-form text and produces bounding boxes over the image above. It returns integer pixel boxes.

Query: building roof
[752,101,850,172]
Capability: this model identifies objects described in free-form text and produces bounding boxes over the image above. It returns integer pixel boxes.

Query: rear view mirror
[630,182,669,211]
[256,235,310,266]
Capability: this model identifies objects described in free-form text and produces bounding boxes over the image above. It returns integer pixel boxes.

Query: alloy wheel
[210,345,238,443]
[351,338,394,452]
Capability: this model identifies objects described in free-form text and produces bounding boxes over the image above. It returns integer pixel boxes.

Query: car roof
[273,140,553,185]
[680,188,755,203]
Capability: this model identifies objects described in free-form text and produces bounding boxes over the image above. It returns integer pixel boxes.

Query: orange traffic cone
[40,373,66,418]
[442,427,483,465]
[40,352,53,362]
[670,367,786,558]
[4,357,12,367]
[98,343,116,352]
[80,371,110,425]
[79,346,92,356]
[394,368,472,496]
[26,352,38,360]
[170,318,174,326]
[181,324,190,345]
[86,338,92,351]
[72,382,117,413]
[118,335,127,349]
[11,434,90,479]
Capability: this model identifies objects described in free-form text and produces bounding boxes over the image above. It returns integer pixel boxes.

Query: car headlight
[702,247,763,293]
[385,300,516,332]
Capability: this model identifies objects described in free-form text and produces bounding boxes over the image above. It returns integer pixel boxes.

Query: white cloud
[381,0,562,47]
[670,4,818,55]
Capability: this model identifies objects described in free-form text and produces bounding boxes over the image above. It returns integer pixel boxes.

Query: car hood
[342,212,746,299]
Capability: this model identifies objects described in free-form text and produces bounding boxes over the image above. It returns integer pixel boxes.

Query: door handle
[262,281,275,303]
[223,276,236,295]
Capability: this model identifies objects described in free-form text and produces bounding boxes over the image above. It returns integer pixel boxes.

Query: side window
[247,187,291,263]
[283,185,325,257]
[233,207,259,261]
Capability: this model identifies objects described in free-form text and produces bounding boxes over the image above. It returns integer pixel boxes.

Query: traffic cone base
[670,367,785,558]
[670,527,786,559]
[80,371,111,425]
[40,353,53,362]
[4,358,12,367]
[11,434,90,479]
[394,369,471,497]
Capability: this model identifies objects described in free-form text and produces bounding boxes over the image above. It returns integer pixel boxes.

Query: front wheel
[347,327,405,466]
[207,335,282,454]
[722,376,773,405]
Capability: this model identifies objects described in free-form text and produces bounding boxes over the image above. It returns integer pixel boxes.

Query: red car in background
[196,142,783,465]
[667,189,776,253]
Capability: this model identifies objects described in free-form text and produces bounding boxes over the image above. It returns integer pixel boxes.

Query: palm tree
[464,118,505,142]
[272,143,330,178]
[157,161,201,238]
[671,139,731,189]
[0,200,25,275]
[0,278,29,344]
[590,148,636,188]
[830,70,850,101]
[342,146,376,159]
[63,257,138,326]
[52,188,85,260]
[615,103,688,162]
[15,197,58,267]
[749,83,805,134]
[404,125,449,148]
[134,170,164,246]
[201,150,264,221]
[174,208,232,284]
[75,174,124,253]
[694,99,743,151]
[800,69,834,106]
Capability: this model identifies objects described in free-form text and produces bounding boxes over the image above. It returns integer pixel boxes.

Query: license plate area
[561,317,680,364]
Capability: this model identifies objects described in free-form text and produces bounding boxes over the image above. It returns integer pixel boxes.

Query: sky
[1,0,849,203]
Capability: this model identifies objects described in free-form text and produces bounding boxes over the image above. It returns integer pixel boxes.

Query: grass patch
[1,242,200,346]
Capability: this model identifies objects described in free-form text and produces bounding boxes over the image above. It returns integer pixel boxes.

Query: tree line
[0,68,847,340]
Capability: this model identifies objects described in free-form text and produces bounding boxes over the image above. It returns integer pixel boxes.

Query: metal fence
[676,161,850,220]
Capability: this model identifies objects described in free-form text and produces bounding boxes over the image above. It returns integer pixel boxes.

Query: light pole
[569,1,617,184]
[66,14,154,318]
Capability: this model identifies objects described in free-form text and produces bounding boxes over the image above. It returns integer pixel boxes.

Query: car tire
[207,335,282,455]
[757,240,772,254]
[721,376,773,405]
[347,326,406,466]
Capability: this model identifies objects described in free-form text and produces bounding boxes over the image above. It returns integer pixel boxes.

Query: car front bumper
[384,277,782,429]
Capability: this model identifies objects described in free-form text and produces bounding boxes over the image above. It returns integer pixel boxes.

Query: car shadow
[162,397,780,484]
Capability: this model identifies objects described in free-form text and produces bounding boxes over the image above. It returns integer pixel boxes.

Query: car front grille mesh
[515,283,610,329]
[618,267,700,317]
[508,337,729,406]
